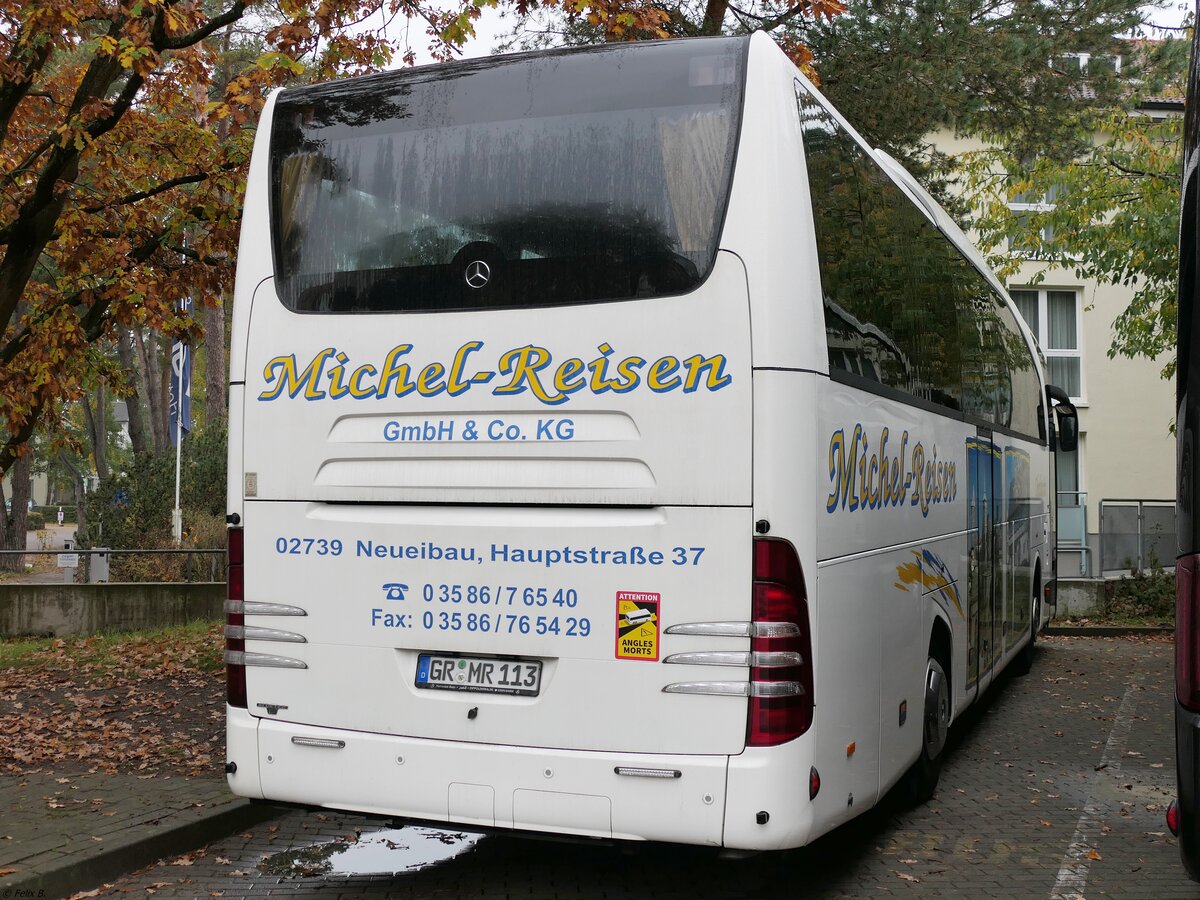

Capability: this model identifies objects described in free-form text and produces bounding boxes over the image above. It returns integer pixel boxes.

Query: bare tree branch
[162,1,249,50]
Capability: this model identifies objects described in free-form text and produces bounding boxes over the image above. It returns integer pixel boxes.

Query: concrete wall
[1054,578,1105,618]
[0,583,224,638]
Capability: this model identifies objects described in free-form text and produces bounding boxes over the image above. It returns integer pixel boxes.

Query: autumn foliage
[0,0,848,479]
[0,0,488,477]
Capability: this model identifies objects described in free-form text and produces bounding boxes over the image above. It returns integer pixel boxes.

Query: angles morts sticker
[615,591,659,661]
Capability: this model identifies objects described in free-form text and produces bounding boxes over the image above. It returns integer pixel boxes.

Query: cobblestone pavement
[94,636,1193,899]
[0,773,266,897]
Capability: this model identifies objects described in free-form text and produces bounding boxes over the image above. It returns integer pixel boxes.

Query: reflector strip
[664,622,753,637]
[614,767,682,779]
[662,681,803,697]
[663,651,750,667]
[225,625,307,643]
[751,621,801,638]
[662,621,801,638]
[226,600,307,617]
[225,650,308,669]
[662,651,802,668]
[291,736,346,749]
[663,681,750,696]
[749,681,803,697]
[751,651,804,667]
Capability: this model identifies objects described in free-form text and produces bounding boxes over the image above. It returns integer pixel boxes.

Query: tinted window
[796,86,962,410]
[797,82,1040,439]
[270,39,746,313]
[957,264,1039,435]
[993,296,1042,436]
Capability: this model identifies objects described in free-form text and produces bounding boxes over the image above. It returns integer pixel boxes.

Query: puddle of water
[259,826,485,877]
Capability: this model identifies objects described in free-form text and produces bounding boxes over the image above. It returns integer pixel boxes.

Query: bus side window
[797,78,1040,440]
[796,83,961,412]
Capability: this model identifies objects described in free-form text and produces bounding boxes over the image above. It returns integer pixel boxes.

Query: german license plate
[415,653,542,696]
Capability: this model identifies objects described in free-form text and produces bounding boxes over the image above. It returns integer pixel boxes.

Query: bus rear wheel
[1012,582,1041,677]
[903,656,950,804]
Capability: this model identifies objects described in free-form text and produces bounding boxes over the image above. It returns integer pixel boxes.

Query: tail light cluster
[747,537,814,747]
[226,527,247,708]
[1178,554,1200,712]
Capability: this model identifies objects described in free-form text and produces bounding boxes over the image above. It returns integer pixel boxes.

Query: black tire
[1012,594,1040,677]
[902,656,950,805]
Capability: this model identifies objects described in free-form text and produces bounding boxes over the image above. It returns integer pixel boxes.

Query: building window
[1006,158,1063,258]
[1050,52,1121,74]
[1010,288,1083,401]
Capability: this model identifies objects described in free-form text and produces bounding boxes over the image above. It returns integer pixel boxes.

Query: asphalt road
[94,635,1192,899]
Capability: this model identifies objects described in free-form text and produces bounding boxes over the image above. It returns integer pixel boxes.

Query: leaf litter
[0,624,223,776]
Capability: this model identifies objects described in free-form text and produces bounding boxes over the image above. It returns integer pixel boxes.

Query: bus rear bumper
[226,706,744,846]
[1176,700,1200,881]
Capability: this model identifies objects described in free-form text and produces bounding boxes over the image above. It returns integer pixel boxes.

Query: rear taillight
[747,537,814,747]
[226,527,246,708]
[1178,555,1200,712]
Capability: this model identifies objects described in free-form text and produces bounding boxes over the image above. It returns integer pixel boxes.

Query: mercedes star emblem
[464,260,491,289]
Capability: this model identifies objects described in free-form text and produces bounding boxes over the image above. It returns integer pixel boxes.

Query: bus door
[968,431,1000,692]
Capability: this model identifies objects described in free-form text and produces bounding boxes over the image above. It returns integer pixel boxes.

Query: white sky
[381,4,510,68]
[382,1,1194,69]
[1141,0,1193,32]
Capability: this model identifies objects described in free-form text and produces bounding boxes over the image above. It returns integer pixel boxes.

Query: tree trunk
[83,383,109,481]
[159,331,171,445]
[0,451,32,572]
[117,329,150,456]
[136,328,166,451]
[204,297,227,427]
[699,0,727,36]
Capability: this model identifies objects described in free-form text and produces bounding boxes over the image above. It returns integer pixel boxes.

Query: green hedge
[36,505,76,524]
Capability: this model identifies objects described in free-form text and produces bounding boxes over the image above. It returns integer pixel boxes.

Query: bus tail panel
[240,251,751,508]
[241,710,729,845]
[241,501,752,755]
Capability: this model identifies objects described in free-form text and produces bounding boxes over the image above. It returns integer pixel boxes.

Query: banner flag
[168,297,193,447]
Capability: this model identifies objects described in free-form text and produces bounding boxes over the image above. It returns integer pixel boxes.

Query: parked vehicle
[225,33,1077,850]
[1169,3,1200,879]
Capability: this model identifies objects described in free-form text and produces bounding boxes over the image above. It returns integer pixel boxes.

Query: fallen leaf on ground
[0,625,223,778]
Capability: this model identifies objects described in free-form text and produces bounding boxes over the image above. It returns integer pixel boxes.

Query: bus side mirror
[1046,384,1079,453]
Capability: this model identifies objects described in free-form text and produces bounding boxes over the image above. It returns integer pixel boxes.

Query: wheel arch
[1033,558,1043,630]
[929,613,952,680]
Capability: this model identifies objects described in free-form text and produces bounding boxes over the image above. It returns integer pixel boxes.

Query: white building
[933,97,1180,577]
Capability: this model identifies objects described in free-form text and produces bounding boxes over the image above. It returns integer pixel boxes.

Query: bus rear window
[269,39,746,314]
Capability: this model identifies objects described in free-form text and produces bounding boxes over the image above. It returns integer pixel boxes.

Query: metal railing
[0,548,226,583]
[1098,499,1176,574]
[1056,490,1090,576]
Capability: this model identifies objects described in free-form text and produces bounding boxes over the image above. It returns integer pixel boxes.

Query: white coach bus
[225,32,1078,850]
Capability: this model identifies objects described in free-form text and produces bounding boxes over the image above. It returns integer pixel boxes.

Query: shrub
[37,505,75,524]
[1103,559,1175,623]
[81,423,228,582]
[27,511,45,530]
